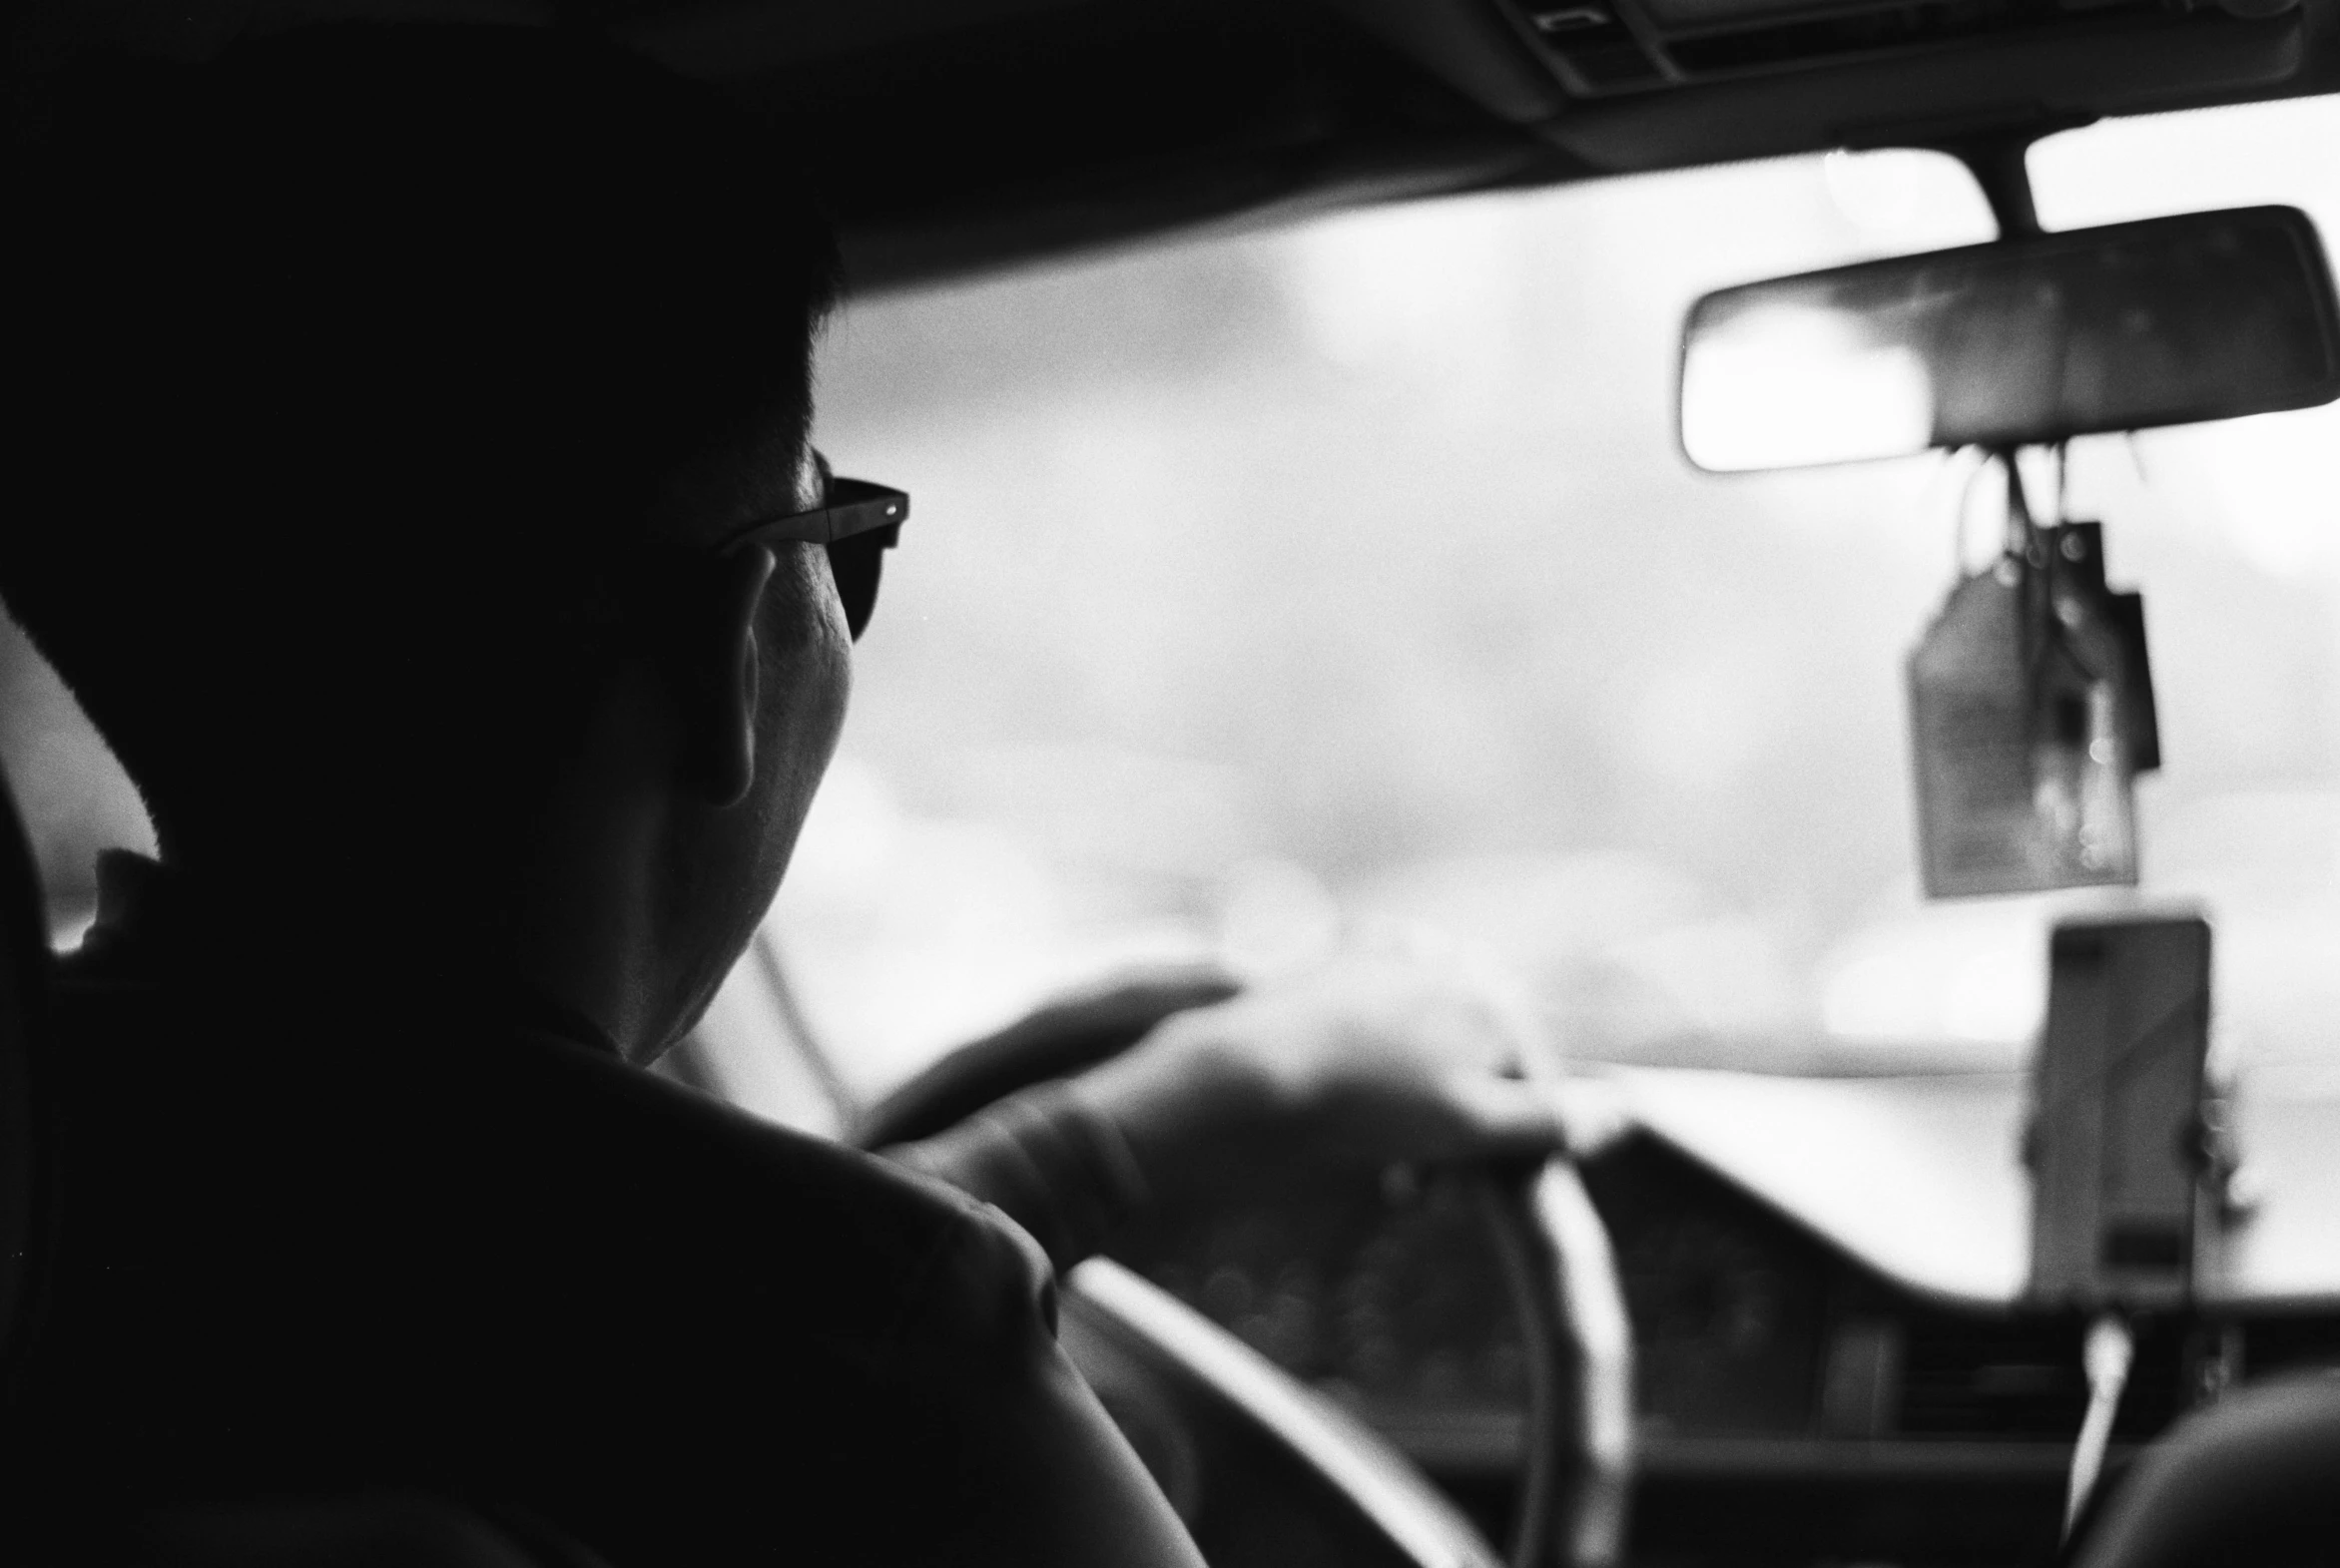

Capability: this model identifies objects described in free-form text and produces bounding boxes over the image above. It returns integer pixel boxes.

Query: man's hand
[1065,944,1567,1210]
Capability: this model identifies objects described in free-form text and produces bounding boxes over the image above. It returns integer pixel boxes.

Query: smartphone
[2027,912,2213,1307]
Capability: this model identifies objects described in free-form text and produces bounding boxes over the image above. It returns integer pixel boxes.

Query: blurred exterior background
[8,97,2336,1102]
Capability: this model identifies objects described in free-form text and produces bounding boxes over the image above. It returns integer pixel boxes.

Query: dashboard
[1107,1131,2340,1566]
[682,956,2340,1563]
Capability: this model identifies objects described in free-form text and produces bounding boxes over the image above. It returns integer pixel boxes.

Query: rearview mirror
[1678,207,2340,472]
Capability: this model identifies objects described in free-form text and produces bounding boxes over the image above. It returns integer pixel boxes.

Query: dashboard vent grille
[2237,1315,2340,1380]
[1897,1316,2185,1440]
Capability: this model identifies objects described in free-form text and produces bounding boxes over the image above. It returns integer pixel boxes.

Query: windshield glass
[770,97,2340,1105]
[3,98,2331,1109]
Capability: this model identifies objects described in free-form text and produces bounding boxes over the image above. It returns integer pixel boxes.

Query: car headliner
[20,0,2340,290]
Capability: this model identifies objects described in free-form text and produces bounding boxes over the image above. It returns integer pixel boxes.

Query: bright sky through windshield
[774,99,2340,1101]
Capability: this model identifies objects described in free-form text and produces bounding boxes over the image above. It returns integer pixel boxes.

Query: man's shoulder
[481,1022,1058,1354]
[51,961,1055,1368]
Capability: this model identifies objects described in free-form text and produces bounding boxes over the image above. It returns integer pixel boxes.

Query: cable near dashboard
[2064,1313,2134,1535]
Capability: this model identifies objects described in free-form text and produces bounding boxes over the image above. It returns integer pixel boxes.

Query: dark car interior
[7,1,2340,1565]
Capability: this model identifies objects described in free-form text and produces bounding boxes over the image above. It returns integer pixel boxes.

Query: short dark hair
[6,24,841,856]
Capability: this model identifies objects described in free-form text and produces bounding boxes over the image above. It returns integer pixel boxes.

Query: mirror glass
[1679,207,2340,471]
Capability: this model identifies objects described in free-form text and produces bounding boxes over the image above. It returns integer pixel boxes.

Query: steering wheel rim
[857,976,1636,1568]
[1473,1160,1635,1568]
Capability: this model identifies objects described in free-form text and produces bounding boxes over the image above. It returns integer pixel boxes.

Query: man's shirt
[12,853,1200,1567]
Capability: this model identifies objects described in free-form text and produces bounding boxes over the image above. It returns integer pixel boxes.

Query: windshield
[767,97,2340,1105]
[3,98,2332,1109]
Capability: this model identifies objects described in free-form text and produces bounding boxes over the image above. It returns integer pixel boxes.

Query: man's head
[8,24,853,1054]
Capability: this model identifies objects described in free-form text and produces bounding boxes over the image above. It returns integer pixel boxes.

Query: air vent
[1897,1316,2183,1440]
[2233,1315,2340,1380]
[1898,1320,2083,1438]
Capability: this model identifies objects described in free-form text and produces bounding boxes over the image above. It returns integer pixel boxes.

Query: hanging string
[1945,445,1995,578]
[2003,447,2040,561]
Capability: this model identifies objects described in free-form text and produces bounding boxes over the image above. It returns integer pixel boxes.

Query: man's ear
[675,545,776,807]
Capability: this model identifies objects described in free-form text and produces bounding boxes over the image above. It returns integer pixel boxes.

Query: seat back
[0,768,56,1413]
[2069,1371,2340,1568]
[0,781,614,1564]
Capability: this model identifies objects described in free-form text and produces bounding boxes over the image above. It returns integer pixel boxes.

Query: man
[4,23,1560,1563]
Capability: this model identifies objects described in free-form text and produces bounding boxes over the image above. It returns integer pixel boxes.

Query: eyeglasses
[716,455,908,641]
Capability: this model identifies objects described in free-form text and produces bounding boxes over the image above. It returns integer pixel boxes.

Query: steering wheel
[856,974,1634,1568]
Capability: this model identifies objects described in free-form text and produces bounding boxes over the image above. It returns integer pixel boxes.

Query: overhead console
[1496,0,2302,98]
[1326,0,2322,175]
[1480,0,2322,173]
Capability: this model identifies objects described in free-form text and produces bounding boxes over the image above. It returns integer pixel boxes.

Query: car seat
[0,768,57,1434]
[2066,1370,2340,1568]
[0,771,606,1568]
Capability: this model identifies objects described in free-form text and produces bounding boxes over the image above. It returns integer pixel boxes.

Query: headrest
[0,771,56,1407]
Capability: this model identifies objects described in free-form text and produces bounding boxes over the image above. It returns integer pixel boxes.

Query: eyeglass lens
[826,531,884,642]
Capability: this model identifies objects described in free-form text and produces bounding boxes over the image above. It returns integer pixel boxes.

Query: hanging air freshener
[1907,453,2157,898]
